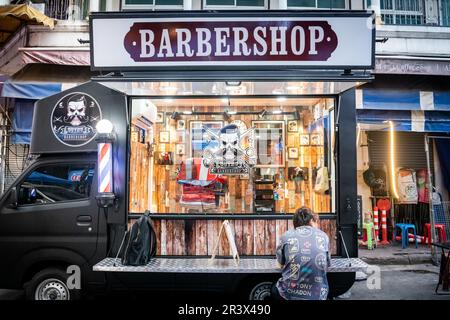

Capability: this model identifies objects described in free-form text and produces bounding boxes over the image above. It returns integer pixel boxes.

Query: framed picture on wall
[176,144,185,155]
[288,120,298,132]
[310,134,323,146]
[159,131,170,143]
[177,119,186,131]
[288,147,299,159]
[300,134,310,146]
[156,112,164,123]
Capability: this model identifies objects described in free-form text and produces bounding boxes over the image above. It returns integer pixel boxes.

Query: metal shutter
[367,131,433,170]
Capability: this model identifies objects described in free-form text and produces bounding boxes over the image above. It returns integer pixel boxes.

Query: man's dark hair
[68,94,87,105]
[293,206,316,228]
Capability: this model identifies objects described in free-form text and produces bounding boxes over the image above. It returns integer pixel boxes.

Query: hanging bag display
[397,168,418,204]
[314,166,329,194]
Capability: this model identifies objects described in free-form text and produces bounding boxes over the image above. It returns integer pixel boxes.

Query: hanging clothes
[416,169,430,203]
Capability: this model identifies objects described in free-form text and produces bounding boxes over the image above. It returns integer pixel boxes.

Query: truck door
[0,157,106,287]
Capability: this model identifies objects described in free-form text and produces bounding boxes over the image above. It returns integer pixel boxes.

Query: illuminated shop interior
[128,91,337,216]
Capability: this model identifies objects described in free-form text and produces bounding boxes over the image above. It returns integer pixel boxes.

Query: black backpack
[120,214,157,266]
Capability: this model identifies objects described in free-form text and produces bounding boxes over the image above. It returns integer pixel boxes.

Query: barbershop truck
[0,10,372,300]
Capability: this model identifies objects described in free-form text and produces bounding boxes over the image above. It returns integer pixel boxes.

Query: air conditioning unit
[132,100,157,127]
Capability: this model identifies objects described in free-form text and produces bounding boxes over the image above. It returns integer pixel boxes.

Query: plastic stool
[394,223,418,249]
[363,222,375,250]
[424,223,447,246]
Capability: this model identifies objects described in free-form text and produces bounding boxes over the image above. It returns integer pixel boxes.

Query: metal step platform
[93,257,369,273]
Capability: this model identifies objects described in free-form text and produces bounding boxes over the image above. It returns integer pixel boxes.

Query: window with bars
[43,0,90,21]
[204,0,266,9]
[122,0,184,9]
[442,0,450,26]
[367,0,426,25]
[287,0,346,9]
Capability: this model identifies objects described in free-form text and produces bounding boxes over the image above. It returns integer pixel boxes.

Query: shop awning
[357,109,450,132]
[1,80,62,99]
[356,89,450,111]
[0,4,54,47]
[1,80,68,144]
[11,98,34,144]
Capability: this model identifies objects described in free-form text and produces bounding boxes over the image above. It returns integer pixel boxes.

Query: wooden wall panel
[276,220,288,247]
[153,220,162,255]
[141,217,337,257]
[254,220,266,255]
[207,220,219,256]
[172,220,186,255]
[185,220,196,255]
[242,220,254,255]
[233,220,243,255]
[195,220,208,256]
[265,220,277,254]
[165,220,174,255]
[160,220,167,255]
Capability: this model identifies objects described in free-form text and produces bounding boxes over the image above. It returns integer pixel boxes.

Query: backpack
[120,214,157,266]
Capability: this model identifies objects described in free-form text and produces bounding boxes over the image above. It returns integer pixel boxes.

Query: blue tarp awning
[357,89,450,111]
[356,88,450,132]
[11,99,34,144]
[1,81,63,144]
[1,81,61,99]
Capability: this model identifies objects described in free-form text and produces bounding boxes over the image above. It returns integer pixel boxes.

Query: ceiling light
[277,97,287,102]
[163,98,173,103]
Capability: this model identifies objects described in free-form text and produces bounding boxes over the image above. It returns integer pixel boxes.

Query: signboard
[90,12,375,71]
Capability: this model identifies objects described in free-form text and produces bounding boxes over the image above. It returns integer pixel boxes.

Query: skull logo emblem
[51,92,102,147]
[65,94,88,127]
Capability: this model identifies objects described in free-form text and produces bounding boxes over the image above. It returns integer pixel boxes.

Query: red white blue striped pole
[98,142,113,193]
[95,119,116,208]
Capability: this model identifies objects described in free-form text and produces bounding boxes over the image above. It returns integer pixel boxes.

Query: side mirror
[7,187,18,209]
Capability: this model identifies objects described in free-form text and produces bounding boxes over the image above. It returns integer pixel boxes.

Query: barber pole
[380,209,390,245]
[373,207,379,240]
[98,142,113,193]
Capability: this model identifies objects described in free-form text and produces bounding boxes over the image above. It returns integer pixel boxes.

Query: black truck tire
[24,267,81,301]
[247,281,274,300]
[238,277,277,300]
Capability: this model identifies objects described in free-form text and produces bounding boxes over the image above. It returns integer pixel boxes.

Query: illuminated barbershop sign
[91,13,374,70]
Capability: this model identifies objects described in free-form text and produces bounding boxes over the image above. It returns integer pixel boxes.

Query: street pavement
[340,264,450,300]
[1,264,449,300]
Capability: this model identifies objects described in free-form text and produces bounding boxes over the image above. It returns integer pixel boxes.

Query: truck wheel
[24,268,80,301]
[247,281,274,300]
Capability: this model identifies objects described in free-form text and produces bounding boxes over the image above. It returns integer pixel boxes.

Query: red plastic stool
[424,223,447,246]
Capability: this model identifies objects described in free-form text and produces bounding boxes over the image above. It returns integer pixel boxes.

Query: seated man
[272,207,331,300]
